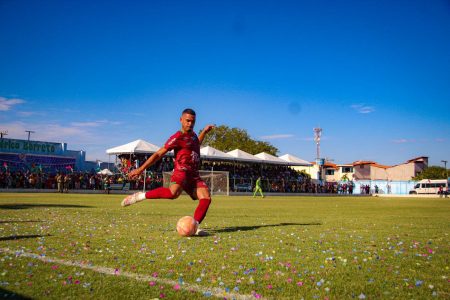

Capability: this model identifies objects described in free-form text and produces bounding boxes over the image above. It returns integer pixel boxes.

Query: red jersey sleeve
[164,132,180,151]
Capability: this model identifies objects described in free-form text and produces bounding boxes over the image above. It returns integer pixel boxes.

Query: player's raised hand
[128,168,141,180]
[203,124,215,133]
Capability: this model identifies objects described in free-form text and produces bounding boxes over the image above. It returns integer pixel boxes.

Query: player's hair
[182,108,196,116]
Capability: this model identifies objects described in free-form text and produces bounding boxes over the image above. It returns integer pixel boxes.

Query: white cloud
[0,120,125,161]
[17,111,46,117]
[351,104,375,114]
[0,121,88,141]
[301,137,314,142]
[260,134,294,140]
[70,120,122,127]
[0,97,25,111]
[392,138,416,144]
[71,121,105,127]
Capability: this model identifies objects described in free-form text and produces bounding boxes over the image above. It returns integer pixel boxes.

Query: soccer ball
[176,216,198,237]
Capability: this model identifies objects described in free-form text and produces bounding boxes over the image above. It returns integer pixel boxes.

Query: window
[342,166,354,173]
[326,169,335,175]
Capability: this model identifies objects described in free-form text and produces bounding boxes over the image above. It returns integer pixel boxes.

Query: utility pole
[442,160,448,179]
[25,130,35,141]
[0,130,7,138]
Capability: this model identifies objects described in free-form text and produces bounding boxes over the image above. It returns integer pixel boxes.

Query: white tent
[200,146,234,160]
[279,154,312,166]
[97,168,114,175]
[255,152,287,165]
[106,139,160,155]
[226,149,262,162]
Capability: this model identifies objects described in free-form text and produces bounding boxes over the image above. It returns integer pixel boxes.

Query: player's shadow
[210,222,322,233]
[0,287,32,300]
[0,234,51,242]
[0,204,92,210]
[0,220,43,224]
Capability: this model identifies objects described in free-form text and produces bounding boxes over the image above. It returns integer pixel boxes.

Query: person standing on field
[253,176,265,198]
[56,173,64,193]
[121,108,215,236]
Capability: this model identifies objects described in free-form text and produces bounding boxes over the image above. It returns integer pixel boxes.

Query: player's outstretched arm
[128,147,168,180]
[198,124,215,144]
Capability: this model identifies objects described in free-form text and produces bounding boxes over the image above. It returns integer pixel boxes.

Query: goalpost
[163,170,230,196]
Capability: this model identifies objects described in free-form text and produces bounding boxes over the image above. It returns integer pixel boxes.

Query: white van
[409,179,449,194]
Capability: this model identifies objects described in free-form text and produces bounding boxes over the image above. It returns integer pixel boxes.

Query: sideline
[0,247,260,300]
[0,188,370,197]
[372,194,446,198]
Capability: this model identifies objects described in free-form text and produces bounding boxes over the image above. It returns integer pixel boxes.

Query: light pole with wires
[442,160,448,179]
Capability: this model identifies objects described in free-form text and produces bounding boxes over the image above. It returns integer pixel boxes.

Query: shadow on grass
[0,204,92,210]
[0,287,32,300]
[0,220,43,224]
[0,234,51,241]
[210,222,322,233]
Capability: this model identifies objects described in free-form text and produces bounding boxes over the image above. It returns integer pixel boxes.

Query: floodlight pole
[314,127,323,183]
[313,128,322,159]
[442,160,448,179]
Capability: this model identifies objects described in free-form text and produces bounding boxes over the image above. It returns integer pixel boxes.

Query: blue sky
[0,0,449,166]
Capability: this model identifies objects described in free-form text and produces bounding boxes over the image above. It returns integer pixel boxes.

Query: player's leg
[194,187,211,224]
[121,184,182,207]
[121,171,185,207]
[259,187,265,198]
[193,184,211,236]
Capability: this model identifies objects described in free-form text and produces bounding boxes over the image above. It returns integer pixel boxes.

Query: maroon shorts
[170,170,209,200]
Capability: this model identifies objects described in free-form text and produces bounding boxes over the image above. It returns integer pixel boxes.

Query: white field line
[0,247,261,300]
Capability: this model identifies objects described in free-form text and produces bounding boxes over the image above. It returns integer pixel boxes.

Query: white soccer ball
[176,216,198,237]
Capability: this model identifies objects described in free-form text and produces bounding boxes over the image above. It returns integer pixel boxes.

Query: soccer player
[121,108,215,236]
[253,176,265,198]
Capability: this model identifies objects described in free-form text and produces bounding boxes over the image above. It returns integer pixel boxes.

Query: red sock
[194,198,211,224]
[145,187,174,199]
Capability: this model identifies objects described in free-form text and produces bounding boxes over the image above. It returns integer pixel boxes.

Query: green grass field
[0,193,449,299]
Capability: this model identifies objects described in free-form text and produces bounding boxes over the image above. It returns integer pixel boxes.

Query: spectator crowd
[0,154,360,194]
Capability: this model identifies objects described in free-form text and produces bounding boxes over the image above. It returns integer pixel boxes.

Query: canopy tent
[97,168,113,175]
[255,152,287,165]
[106,139,160,155]
[200,146,234,160]
[279,154,312,166]
[226,149,262,163]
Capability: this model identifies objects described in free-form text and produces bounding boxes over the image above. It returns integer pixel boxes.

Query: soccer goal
[163,170,229,196]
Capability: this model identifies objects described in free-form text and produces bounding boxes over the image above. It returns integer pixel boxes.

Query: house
[353,156,428,181]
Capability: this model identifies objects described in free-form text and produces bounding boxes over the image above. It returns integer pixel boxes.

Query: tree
[201,125,279,155]
[413,166,448,180]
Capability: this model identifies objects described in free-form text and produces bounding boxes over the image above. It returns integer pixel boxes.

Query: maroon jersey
[164,131,200,172]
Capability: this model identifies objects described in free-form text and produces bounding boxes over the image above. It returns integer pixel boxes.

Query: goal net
[163,170,229,196]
